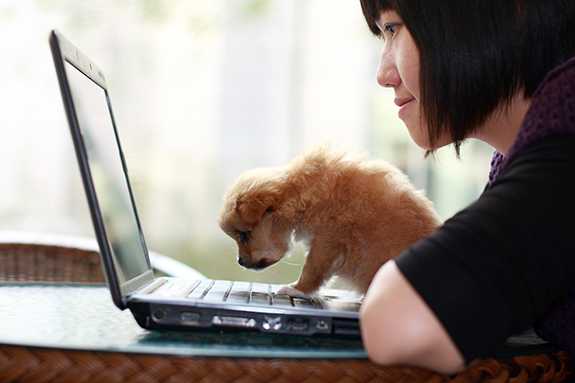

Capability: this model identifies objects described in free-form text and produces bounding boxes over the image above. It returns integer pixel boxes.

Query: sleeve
[395,135,575,362]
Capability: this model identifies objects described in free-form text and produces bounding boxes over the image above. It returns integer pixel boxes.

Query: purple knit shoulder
[489,55,575,184]
[487,55,575,353]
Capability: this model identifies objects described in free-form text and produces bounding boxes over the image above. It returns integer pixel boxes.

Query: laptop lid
[50,30,154,309]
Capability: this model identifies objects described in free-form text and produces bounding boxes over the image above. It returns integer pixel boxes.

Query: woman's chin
[406,129,432,150]
[404,123,452,151]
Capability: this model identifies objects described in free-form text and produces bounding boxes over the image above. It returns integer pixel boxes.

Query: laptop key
[178,280,201,298]
[211,280,233,291]
[325,300,362,312]
[229,281,251,292]
[203,281,232,302]
[292,297,318,309]
[251,282,271,294]
[271,294,293,307]
[250,292,271,305]
[226,291,250,304]
[152,279,198,298]
[187,280,214,300]
[225,281,251,304]
[203,290,228,302]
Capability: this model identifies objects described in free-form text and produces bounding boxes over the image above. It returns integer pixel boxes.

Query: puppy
[219,147,440,296]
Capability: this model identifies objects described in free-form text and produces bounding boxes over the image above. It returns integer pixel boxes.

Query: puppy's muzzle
[238,257,274,270]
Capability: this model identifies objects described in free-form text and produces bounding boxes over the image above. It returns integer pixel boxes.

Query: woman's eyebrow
[376,12,399,29]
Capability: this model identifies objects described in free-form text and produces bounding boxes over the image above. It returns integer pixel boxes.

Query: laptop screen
[64,61,151,283]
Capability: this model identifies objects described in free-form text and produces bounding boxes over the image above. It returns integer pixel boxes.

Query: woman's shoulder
[533,54,575,99]
[488,56,575,186]
[506,55,575,161]
[523,54,575,129]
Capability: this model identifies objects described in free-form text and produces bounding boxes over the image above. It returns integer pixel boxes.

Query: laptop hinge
[132,277,167,297]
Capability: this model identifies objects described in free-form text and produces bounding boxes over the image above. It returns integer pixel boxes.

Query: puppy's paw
[276,285,311,299]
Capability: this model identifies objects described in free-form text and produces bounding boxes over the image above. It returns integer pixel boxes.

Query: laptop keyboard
[147,279,329,309]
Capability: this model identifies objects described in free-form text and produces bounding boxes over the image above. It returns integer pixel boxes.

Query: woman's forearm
[360,260,465,375]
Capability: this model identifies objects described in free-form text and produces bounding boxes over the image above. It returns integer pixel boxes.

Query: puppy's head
[219,168,292,270]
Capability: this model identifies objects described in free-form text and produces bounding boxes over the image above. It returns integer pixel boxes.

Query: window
[0,0,491,283]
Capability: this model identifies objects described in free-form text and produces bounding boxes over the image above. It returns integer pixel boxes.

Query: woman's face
[376,11,450,150]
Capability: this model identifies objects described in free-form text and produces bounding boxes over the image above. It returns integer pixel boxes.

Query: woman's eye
[238,231,250,244]
[383,23,399,37]
[383,23,397,35]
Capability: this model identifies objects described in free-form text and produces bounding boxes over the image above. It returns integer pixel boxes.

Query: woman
[358,0,575,374]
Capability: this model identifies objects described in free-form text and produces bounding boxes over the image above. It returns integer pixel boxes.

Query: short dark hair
[360,0,575,154]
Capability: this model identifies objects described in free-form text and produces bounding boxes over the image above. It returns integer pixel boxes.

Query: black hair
[360,0,575,154]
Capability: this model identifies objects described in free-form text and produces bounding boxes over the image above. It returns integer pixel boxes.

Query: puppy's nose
[254,259,270,269]
[238,257,247,267]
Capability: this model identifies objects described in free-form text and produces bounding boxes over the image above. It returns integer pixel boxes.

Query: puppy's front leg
[284,237,338,296]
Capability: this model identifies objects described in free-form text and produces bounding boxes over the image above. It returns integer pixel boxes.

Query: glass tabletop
[0,283,366,358]
[0,283,556,359]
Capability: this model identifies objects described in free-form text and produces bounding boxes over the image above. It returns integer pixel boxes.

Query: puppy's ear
[235,178,283,225]
[236,197,275,225]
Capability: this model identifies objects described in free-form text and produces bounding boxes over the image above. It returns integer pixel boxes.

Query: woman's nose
[376,53,400,88]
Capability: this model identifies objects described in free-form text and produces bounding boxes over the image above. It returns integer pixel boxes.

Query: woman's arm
[360,260,465,374]
[361,136,575,373]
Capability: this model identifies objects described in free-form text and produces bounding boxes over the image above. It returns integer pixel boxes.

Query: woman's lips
[395,98,415,119]
[394,97,414,107]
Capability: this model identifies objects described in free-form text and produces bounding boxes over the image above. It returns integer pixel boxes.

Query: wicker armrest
[0,231,104,283]
[0,345,571,383]
[0,231,204,283]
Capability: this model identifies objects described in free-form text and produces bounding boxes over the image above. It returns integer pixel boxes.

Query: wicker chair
[0,231,203,283]
[0,231,571,383]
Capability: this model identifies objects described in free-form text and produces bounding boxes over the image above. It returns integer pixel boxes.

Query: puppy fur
[219,147,440,295]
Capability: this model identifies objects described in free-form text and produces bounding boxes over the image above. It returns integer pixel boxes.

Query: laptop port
[180,311,201,324]
[262,316,282,331]
[287,318,309,332]
[212,315,257,328]
[153,309,166,320]
[333,319,360,336]
[316,320,329,331]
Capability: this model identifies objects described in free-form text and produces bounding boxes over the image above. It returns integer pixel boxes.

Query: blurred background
[0,0,492,284]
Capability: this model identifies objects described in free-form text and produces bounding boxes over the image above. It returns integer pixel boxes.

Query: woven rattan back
[0,233,104,283]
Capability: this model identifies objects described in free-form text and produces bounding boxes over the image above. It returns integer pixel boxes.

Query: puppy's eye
[237,231,250,244]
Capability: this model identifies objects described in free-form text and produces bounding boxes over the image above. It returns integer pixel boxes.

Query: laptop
[49,30,361,337]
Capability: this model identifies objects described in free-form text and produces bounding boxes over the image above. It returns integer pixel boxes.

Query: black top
[396,135,575,362]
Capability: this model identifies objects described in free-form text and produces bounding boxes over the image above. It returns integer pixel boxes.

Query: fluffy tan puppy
[219,148,440,296]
